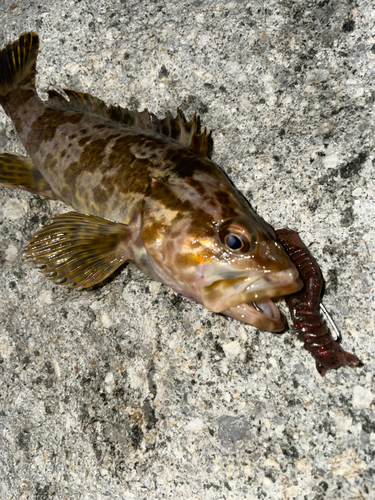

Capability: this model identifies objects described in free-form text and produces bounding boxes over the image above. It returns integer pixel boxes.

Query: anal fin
[0,153,56,199]
[24,212,135,288]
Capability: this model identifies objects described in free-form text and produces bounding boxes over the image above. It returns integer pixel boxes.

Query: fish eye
[219,218,257,255]
[225,233,243,250]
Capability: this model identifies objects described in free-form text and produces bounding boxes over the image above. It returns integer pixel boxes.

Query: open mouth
[223,298,287,332]
[201,267,303,332]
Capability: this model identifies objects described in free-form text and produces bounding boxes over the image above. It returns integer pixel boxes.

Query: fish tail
[0,32,39,107]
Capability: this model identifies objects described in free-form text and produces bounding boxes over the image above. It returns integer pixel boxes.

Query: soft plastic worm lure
[276,228,363,376]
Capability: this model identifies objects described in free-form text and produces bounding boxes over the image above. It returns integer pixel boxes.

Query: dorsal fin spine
[47,88,212,157]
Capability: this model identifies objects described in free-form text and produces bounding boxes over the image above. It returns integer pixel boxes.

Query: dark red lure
[276,228,362,376]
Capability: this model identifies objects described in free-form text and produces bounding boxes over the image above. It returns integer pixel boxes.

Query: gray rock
[0,0,374,499]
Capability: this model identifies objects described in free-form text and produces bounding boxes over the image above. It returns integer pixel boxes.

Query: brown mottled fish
[0,32,303,334]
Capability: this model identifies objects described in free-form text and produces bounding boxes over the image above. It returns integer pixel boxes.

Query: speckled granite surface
[0,1,374,499]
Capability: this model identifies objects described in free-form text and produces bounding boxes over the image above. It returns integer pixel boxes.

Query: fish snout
[257,239,293,270]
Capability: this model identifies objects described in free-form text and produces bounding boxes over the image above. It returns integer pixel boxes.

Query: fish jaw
[222,299,286,332]
[199,265,303,331]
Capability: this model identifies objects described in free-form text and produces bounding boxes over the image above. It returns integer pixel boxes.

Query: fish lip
[223,299,287,332]
[200,266,303,314]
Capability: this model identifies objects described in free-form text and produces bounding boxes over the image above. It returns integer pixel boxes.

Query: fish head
[140,168,302,332]
[197,215,303,332]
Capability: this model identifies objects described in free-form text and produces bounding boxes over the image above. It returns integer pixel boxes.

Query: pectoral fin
[24,212,135,288]
[0,153,56,199]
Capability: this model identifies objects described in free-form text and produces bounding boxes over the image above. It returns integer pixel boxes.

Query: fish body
[0,33,303,332]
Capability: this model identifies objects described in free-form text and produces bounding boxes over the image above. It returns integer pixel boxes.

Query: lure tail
[0,32,39,107]
[276,228,362,376]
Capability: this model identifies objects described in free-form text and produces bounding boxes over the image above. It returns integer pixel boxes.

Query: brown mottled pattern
[4,92,45,142]
[23,109,151,223]
[3,76,244,229]
[0,32,304,332]
[16,96,251,229]
[19,102,217,225]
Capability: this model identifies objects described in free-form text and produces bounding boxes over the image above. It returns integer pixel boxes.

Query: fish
[0,32,304,337]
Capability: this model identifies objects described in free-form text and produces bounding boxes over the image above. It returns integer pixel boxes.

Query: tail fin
[0,32,39,106]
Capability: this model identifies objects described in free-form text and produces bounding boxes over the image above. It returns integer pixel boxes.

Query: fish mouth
[223,299,286,332]
[200,267,303,332]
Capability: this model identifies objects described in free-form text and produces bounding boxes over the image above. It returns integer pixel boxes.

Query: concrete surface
[0,1,374,499]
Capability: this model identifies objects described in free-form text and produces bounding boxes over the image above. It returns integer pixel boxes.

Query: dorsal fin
[47,89,110,117]
[47,89,213,158]
[159,108,213,158]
